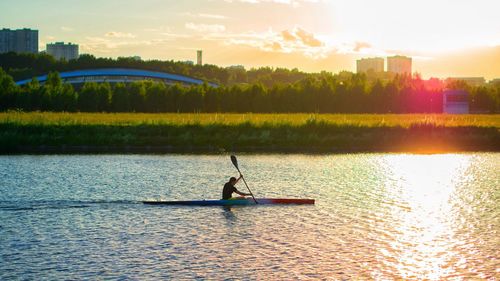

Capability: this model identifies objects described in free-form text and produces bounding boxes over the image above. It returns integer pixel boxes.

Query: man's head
[229,177,237,185]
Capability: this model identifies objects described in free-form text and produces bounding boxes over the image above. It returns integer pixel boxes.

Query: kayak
[143,198,315,206]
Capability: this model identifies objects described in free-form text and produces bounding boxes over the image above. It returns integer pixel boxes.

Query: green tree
[470,86,495,113]
[96,83,111,111]
[110,83,130,112]
[203,84,221,112]
[128,81,146,112]
[145,82,168,112]
[78,82,100,112]
[17,78,41,110]
[43,72,77,111]
[0,67,19,110]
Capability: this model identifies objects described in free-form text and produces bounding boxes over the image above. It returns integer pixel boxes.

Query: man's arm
[234,187,250,196]
[233,175,249,196]
[235,175,242,184]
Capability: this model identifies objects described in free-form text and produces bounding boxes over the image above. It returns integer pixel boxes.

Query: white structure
[356,57,384,73]
[443,90,469,114]
[387,55,412,74]
[197,50,202,65]
[46,42,79,60]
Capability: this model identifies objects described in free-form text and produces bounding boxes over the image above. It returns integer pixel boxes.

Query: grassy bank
[1,112,499,153]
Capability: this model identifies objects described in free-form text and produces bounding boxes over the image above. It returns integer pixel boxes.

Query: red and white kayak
[143,198,315,206]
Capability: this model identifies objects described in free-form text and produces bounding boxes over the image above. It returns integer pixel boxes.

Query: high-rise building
[0,28,38,54]
[197,50,202,65]
[387,55,412,74]
[46,42,79,60]
[356,57,384,73]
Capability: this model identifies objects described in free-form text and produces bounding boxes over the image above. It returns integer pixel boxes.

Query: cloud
[278,27,324,47]
[185,23,226,33]
[81,36,151,53]
[333,41,385,56]
[353,41,372,52]
[143,27,170,32]
[224,0,321,6]
[181,12,228,20]
[263,41,284,52]
[281,30,297,42]
[225,0,280,3]
[160,33,192,39]
[105,31,136,38]
[214,27,330,59]
[294,28,323,47]
[199,13,228,19]
[60,26,74,32]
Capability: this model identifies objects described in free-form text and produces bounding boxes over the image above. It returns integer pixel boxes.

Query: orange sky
[1,0,499,79]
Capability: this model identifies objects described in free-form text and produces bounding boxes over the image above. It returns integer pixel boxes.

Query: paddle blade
[230,155,239,169]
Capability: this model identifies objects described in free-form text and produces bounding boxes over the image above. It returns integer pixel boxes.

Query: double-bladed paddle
[230,155,258,204]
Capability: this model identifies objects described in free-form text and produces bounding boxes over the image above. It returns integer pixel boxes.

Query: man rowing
[222,175,251,200]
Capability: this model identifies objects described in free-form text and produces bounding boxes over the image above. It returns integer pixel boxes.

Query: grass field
[1,112,499,153]
[1,112,499,128]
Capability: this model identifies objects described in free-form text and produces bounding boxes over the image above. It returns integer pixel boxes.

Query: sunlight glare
[384,154,471,280]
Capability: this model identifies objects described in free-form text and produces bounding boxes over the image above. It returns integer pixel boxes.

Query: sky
[1,0,499,79]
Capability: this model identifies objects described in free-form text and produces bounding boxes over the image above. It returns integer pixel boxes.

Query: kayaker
[222,176,251,200]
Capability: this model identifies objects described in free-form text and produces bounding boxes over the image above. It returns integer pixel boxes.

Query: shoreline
[3,144,499,155]
[2,126,498,154]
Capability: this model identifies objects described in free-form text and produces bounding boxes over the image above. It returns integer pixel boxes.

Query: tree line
[0,52,310,86]
[1,68,499,113]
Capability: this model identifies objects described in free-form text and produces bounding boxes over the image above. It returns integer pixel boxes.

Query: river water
[0,154,498,280]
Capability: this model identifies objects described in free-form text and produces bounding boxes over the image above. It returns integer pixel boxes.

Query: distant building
[117,56,142,61]
[356,57,384,73]
[443,90,469,114]
[228,65,245,70]
[387,55,412,75]
[46,42,79,60]
[182,60,194,65]
[0,28,38,54]
[447,77,486,87]
[490,78,500,85]
[197,50,202,65]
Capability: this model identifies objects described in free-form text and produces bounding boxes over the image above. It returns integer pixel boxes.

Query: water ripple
[0,153,499,280]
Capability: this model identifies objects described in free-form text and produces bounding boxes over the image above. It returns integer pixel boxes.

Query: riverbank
[1,112,499,154]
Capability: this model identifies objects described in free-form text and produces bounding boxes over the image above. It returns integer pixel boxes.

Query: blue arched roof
[15,68,217,87]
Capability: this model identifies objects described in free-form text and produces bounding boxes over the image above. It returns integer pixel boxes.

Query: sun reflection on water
[382,154,472,280]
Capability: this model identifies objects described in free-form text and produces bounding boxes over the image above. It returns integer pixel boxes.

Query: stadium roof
[15,68,217,87]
